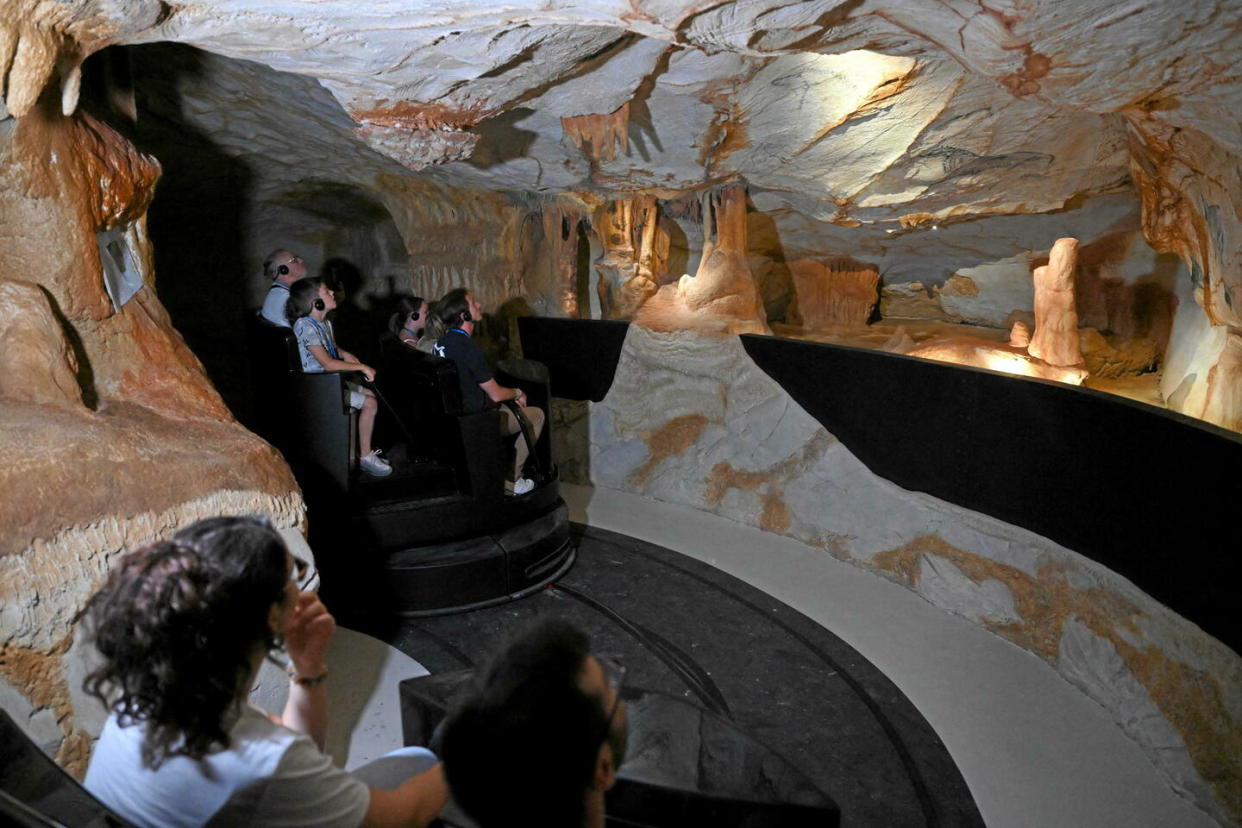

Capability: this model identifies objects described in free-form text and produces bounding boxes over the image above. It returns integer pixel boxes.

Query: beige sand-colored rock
[638,184,768,336]
[1079,328,1159,379]
[1009,320,1031,348]
[1028,238,1083,367]
[908,336,1088,385]
[594,196,664,320]
[0,280,84,409]
[787,257,880,328]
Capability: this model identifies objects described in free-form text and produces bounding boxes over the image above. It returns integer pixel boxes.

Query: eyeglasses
[291,556,313,590]
[597,654,627,733]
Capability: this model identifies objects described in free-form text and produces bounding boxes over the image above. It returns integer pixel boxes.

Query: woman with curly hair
[80,516,445,827]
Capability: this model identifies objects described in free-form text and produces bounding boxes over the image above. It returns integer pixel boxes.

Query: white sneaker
[511,477,535,495]
[359,449,393,477]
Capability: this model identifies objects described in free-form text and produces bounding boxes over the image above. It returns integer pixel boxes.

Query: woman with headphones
[287,278,392,477]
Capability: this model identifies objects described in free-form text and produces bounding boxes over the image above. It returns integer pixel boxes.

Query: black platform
[377,524,983,827]
[247,315,573,618]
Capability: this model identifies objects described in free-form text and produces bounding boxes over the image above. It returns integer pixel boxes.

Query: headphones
[278,264,289,276]
[461,308,473,323]
[313,298,326,311]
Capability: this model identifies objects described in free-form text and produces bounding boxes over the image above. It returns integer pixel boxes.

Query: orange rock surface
[1027,238,1083,367]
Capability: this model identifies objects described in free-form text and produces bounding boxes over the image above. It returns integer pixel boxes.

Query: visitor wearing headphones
[260,248,308,327]
[432,287,544,495]
[388,296,428,349]
[287,278,392,477]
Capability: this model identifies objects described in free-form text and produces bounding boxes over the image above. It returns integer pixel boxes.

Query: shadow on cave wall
[82,44,259,424]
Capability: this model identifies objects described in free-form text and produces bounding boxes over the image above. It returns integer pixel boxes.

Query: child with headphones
[287,278,392,477]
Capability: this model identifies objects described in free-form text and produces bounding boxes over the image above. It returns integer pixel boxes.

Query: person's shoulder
[439,329,467,349]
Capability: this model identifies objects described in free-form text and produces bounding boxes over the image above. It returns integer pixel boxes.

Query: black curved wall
[521,318,1241,654]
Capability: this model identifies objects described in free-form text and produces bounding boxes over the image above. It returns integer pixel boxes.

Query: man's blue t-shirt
[435,328,492,413]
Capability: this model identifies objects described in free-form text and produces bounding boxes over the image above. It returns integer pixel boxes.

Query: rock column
[1028,237,1083,366]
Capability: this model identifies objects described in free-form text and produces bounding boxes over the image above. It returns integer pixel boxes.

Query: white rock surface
[588,323,1242,821]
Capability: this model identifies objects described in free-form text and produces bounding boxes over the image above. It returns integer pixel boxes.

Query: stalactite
[593,194,662,319]
[538,202,583,317]
[561,102,630,162]
[632,182,768,336]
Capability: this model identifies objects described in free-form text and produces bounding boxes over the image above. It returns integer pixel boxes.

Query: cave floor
[339,484,1215,828]
[772,319,1166,408]
[376,521,983,827]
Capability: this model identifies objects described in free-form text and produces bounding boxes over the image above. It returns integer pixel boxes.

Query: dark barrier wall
[521,317,1240,653]
[518,317,630,401]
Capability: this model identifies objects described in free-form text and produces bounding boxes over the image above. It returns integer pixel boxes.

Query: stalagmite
[1009,320,1031,348]
[528,202,584,317]
[1027,238,1083,367]
[675,184,768,334]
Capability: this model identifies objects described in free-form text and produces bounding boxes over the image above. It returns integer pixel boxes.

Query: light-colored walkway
[562,483,1216,828]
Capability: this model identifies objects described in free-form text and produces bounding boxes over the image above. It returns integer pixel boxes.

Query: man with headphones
[260,249,308,326]
[433,288,545,495]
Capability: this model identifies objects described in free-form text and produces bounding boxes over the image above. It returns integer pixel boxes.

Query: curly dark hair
[80,516,289,767]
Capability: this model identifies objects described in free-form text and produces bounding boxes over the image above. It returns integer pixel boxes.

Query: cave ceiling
[2,0,1241,275]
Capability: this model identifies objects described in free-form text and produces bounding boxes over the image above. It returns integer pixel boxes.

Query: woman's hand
[283,591,335,678]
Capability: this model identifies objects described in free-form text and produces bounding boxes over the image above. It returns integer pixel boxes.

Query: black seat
[247,313,360,496]
[375,341,505,501]
[0,709,134,827]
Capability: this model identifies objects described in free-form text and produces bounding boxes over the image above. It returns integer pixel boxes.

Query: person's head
[263,249,307,285]
[434,287,481,330]
[440,619,628,828]
[286,277,334,323]
[80,516,297,766]
[389,295,426,338]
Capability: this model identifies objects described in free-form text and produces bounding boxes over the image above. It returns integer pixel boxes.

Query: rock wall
[379,176,526,313]
[0,91,303,773]
[586,324,1242,824]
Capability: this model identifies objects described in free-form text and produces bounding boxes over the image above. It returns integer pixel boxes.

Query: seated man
[439,619,628,828]
[431,288,544,495]
[260,248,308,326]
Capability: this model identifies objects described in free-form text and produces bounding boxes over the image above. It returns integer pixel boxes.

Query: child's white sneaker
[360,449,393,477]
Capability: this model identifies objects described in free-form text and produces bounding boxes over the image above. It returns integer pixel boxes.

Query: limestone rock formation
[2,0,1242,817]
[0,281,84,408]
[1028,238,1083,367]
[590,325,1238,824]
[907,337,1088,386]
[636,184,768,336]
[1009,320,1031,349]
[1079,328,1159,379]
[1199,330,1242,433]
[563,103,631,164]
[522,202,587,318]
[594,196,664,320]
[0,80,303,771]
[786,257,880,328]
